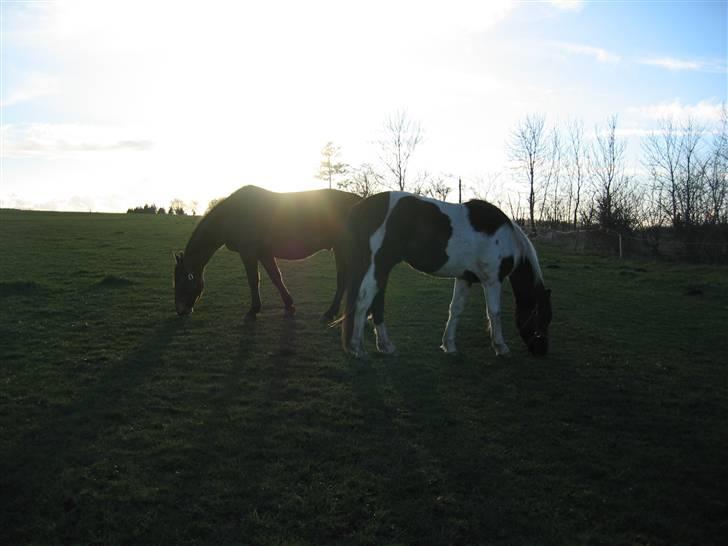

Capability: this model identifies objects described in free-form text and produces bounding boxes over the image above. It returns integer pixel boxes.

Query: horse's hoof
[376,342,397,355]
[494,346,512,357]
[347,345,368,359]
[284,305,296,317]
[244,312,257,323]
[440,342,458,354]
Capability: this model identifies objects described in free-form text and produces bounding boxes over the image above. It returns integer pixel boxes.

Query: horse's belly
[432,261,467,278]
[274,240,327,260]
[431,239,478,277]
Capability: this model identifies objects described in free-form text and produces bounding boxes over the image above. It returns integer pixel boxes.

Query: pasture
[1,208,727,545]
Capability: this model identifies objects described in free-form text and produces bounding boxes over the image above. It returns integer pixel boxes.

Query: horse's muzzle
[528,333,549,356]
[176,304,193,316]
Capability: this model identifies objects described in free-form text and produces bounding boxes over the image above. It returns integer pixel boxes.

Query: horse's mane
[184,196,226,255]
[510,221,544,286]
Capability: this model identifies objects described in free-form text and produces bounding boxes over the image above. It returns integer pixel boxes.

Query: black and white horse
[339,192,552,357]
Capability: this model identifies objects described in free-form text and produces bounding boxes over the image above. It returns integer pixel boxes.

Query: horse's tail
[333,216,372,351]
[330,192,391,352]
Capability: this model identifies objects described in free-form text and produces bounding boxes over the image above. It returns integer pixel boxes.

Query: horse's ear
[174,251,184,264]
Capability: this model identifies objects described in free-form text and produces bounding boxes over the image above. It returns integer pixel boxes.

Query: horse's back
[347,191,522,279]
[217,185,361,257]
[224,185,358,217]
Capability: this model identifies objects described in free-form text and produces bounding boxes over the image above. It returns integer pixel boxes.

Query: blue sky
[1,0,726,212]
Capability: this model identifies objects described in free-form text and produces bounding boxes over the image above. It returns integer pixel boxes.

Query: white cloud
[0,192,131,213]
[0,73,59,107]
[548,0,585,11]
[551,41,621,63]
[613,127,657,138]
[1,123,153,158]
[633,99,725,123]
[1,0,524,210]
[637,56,727,73]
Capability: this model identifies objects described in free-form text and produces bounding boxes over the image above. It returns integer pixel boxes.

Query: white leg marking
[483,282,510,356]
[349,265,378,358]
[374,322,396,354]
[440,278,471,354]
[349,193,406,358]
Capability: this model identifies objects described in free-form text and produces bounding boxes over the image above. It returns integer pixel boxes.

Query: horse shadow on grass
[0,316,183,542]
[347,348,561,544]
[157,315,305,541]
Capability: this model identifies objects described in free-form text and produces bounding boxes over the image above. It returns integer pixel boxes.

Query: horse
[174,185,362,322]
[339,191,552,357]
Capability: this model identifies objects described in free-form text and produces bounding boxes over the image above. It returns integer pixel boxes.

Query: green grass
[1,208,727,545]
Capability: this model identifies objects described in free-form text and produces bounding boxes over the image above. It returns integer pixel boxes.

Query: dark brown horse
[174,185,362,322]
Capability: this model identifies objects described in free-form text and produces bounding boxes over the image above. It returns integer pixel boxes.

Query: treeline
[504,110,728,236]
[127,204,175,215]
[127,199,198,216]
[317,107,728,237]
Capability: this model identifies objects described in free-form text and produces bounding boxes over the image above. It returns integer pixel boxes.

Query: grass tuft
[95,275,136,288]
[0,280,47,297]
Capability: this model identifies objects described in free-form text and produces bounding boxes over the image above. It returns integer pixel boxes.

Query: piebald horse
[339,192,552,357]
[174,185,361,321]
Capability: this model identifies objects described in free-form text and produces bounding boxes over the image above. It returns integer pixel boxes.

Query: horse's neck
[507,227,544,305]
[509,256,541,307]
[185,213,223,273]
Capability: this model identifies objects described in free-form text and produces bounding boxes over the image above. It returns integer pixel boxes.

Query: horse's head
[174,251,204,315]
[516,286,552,356]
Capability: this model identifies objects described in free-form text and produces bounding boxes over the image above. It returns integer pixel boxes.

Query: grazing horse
[340,192,552,357]
[174,185,362,321]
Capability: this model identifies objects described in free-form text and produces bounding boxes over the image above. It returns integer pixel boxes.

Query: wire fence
[535,228,728,263]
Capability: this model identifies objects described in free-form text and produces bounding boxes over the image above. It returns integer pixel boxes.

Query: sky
[1,0,726,212]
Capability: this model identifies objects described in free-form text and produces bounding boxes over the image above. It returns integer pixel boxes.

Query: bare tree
[539,126,563,226]
[591,115,630,230]
[506,191,525,225]
[205,197,224,215]
[379,110,424,191]
[337,163,383,198]
[565,119,588,230]
[637,182,668,230]
[424,173,453,201]
[315,141,348,189]
[169,198,187,215]
[706,105,728,223]
[679,120,708,228]
[470,171,506,208]
[643,117,708,229]
[509,114,547,232]
[643,118,681,227]
[410,170,433,196]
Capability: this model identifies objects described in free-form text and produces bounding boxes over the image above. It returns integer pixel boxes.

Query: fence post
[618,233,623,259]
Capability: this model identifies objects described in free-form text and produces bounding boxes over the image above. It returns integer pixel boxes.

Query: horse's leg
[483,281,510,356]
[259,254,295,316]
[349,264,380,358]
[440,278,471,354]
[370,276,396,354]
[321,248,345,323]
[240,253,261,322]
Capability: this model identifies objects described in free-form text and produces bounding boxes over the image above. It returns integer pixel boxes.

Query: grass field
[1,208,727,545]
